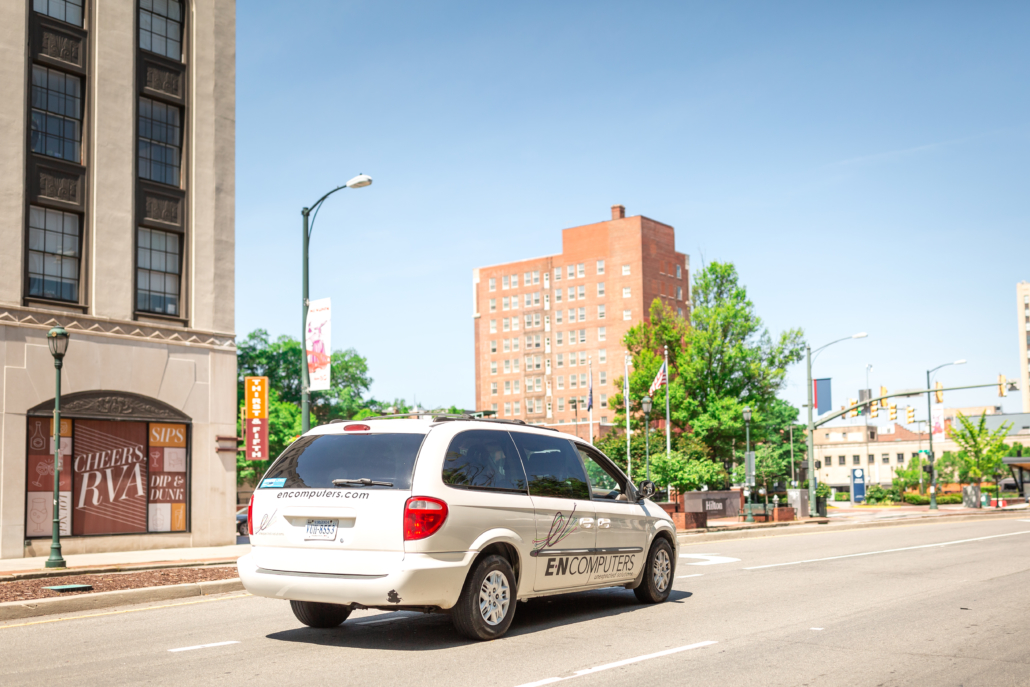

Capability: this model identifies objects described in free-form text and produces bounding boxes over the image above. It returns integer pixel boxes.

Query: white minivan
[237,416,677,640]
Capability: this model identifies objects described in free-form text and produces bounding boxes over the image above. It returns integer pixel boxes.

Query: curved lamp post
[46,326,69,569]
[806,332,867,517]
[300,174,372,432]
[641,395,652,483]
[743,406,754,523]
[926,359,965,510]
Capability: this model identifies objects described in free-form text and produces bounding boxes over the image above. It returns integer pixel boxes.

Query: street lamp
[806,332,867,517]
[926,359,965,510]
[45,326,69,569]
[743,406,754,523]
[641,395,652,482]
[300,174,372,432]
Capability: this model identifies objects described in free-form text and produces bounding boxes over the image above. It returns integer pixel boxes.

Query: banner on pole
[931,406,946,441]
[306,298,332,391]
[245,376,269,462]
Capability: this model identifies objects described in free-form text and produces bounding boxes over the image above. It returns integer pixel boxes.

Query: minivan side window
[442,430,527,493]
[510,432,590,500]
[576,445,625,501]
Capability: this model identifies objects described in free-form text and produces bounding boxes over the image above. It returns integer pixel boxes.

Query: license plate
[305,518,337,540]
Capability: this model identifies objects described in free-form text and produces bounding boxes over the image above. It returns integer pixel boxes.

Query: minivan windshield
[263,433,427,489]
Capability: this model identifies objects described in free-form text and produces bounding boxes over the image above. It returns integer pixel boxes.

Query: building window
[897,453,904,463]
[502,276,509,289]
[676,264,682,279]
[30,66,82,163]
[678,308,683,317]
[557,375,565,390]
[623,310,631,321]
[598,327,606,341]
[867,454,874,464]
[504,402,511,416]
[512,274,518,288]
[504,380,511,394]
[578,285,585,300]
[577,263,585,278]
[504,360,510,374]
[600,394,607,408]
[598,349,606,364]
[556,353,564,368]
[501,318,508,332]
[490,340,497,354]
[579,329,586,343]
[139,97,182,186]
[502,297,509,310]
[570,375,577,389]
[27,206,81,302]
[579,352,587,365]
[882,454,890,464]
[523,272,531,285]
[140,0,184,61]
[557,397,565,411]
[852,455,860,465]
[556,310,563,324]
[597,260,605,275]
[136,227,182,316]
[599,371,607,385]
[533,270,540,284]
[489,298,496,312]
[34,0,84,25]
[556,332,564,345]
[676,286,683,300]
[513,401,521,415]
[838,456,845,466]
[623,287,631,298]
[622,265,630,275]
[512,360,520,373]
[555,289,562,304]
[554,268,561,281]
[534,292,541,306]
[578,307,586,322]
[567,265,575,279]
[597,282,605,297]
[491,383,498,395]
[568,287,575,301]
[598,305,606,319]
[490,362,497,375]
[489,278,496,291]
[492,403,498,413]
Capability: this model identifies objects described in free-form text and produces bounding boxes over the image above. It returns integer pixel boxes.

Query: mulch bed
[0,565,240,603]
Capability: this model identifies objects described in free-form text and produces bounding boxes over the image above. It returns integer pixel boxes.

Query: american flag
[648,361,667,396]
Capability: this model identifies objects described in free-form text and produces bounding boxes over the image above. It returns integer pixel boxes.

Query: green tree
[731,443,789,507]
[893,454,925,495]
[236,387,301,486]
[947,412,1012,485]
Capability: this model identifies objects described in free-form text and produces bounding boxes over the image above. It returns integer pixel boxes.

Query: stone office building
[0,0,236,559]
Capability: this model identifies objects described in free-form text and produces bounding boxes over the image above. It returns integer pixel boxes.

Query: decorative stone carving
[40,28,82,66]
[145,64,182,98]
[27,391,192,422]
[38,168,80,204]
[144,193,182,225]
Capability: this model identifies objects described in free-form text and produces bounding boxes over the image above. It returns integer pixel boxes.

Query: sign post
[851,468,866,504]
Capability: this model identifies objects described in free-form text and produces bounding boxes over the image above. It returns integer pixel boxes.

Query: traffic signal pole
[926,369,938,510]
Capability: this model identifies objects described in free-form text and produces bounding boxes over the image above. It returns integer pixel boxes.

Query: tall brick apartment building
[472,206,689,438]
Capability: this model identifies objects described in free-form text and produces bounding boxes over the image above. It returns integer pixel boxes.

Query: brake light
[247,494,254,536]
[344,424,370,432]
[403,496,448,540]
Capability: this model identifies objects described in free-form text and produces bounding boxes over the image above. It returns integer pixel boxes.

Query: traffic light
[815,460,822,469]
[880,386,888,407]
[870,403,879,418]
[889,403,897,421]
[935,381,943,404]
[922,464,934,479]
[999,374,1007,397]
[905,406,915,424]
[848,399,857,418]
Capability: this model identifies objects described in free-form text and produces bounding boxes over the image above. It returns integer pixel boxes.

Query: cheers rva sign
[73,420,149,535]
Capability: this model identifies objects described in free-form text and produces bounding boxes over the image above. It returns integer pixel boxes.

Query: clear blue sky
[236,1,1030,421]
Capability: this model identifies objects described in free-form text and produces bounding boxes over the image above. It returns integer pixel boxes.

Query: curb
[0,578,244,621]
[0,558,240,583]
[676,509,1030,545]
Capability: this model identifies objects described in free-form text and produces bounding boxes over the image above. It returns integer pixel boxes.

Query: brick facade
[472,206,689,438]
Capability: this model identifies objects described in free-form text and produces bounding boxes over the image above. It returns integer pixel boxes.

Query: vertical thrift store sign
[246,376,269,462]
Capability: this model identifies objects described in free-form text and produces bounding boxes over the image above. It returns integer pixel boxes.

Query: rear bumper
[237,550,476,609]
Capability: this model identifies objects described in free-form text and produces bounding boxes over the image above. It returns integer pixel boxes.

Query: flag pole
[625,353,631,481]
[588,355,594,445]
[665,344,671,501]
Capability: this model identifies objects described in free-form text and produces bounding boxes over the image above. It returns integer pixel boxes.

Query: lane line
[811,628,824,631]
[679,554,740,565]
[513,641,717,687]
[0,593,251,630]
[676,574,703,579]
[168,641,239,653]
[744,530,1030,570]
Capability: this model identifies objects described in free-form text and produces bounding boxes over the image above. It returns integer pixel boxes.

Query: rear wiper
[332,478,394,487]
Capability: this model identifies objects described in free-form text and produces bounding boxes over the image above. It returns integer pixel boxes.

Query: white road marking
[811,628,824,631]
[168,641,239,653]
[679,554,740,565]
[744,530,1030,570]
[513,641,717,687]
[677,574,704,579]
[1017,519,1030,523]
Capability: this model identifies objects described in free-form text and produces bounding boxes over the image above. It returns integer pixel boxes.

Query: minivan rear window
[263,433,426,489]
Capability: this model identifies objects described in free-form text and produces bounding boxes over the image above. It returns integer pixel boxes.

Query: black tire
[237,522,248,536]
[451,554,517,640]
[634,538,674,604]
[290,600,351,628]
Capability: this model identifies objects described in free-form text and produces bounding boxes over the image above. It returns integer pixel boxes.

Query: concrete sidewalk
[0,543,250,577]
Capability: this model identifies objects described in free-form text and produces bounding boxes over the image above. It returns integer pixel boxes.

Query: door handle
[579,517,594,529]
[597,518,611,528]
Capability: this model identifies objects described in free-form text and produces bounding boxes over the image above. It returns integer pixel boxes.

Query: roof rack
[358,413,557,431]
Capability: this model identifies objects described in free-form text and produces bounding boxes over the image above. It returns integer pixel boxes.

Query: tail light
[247,494,254,536]
[404,496,448,540]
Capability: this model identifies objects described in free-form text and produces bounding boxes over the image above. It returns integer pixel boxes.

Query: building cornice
[0,304,235,350]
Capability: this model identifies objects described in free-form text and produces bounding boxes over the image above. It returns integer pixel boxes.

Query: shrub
[834,492,850,502]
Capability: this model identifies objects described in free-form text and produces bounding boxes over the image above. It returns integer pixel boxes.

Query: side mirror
[639,480,656,500]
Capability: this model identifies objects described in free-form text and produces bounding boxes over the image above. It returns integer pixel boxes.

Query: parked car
[236,506,248,536]
[237,416,676,640]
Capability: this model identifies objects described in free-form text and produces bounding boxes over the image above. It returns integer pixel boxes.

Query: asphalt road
[3,515,1029,687]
